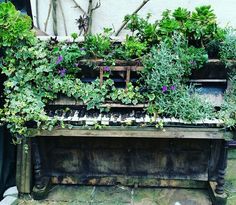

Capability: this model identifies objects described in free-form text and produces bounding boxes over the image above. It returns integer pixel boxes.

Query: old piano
[16,58,235,205]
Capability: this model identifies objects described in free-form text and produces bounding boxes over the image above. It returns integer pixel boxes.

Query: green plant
[219,72,236,128]
[79,79,114,110]
[186,6,217,46]
[158,6,218,47]
[142,34,208,87]
[109,83,144,105]
[0,3,223,139]
[125,6,221,48]
[83,30,112,58]
[122,36,147,59]
[141,35,213,121]
[220,28,236,63]
[0,2,35,49]
[125,13,159,45]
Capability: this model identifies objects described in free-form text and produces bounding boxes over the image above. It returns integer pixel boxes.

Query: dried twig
[52,0,58,36]
[44,0,52,32]
[91,0,101,12]
[58,0,68,35]
[36,0,40,29]
[86,0,101,35]
[72,0,88,17]
[115,0,150,36]
[86,0,93,35]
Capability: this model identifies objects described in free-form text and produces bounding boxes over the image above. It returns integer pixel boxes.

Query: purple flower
[170,85,176,91]
[80,47,85,51]
[103,66,110,72]
[74,63,79,67]
[162,85,168,93]
[58,68,67,77]
[56,55,63,64]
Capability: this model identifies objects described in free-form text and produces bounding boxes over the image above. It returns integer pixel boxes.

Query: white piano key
[163,117,172,123]
[144,115,151,123]
[116,115,122,123]
[101,114,110,125]
[194,120,204,125]
[71,111,79,121]
[170,117,179,123]
[135,117,144,123]
[110,115,116,123]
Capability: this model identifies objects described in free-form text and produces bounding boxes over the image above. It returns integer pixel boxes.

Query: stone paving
[17,150,236,205]
[18,186,212,205]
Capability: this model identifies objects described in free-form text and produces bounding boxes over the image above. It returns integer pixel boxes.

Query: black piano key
[79,108,86,117]
[55,109,63,117]
[64,110,71,118]
[70,109,76,117]
[92,111,99,118]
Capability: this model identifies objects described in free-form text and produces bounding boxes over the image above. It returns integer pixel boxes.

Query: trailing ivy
[1,2,234,139]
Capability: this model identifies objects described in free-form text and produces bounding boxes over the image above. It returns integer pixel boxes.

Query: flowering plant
[0,2,233,140]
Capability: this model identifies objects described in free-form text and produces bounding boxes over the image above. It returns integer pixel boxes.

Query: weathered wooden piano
[16,58,236,205]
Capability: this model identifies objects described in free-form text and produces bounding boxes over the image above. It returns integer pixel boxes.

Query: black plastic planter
[0,126,16,200]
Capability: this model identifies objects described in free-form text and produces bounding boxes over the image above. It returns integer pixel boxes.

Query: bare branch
[44,0,52,32]
[58,0,68,35]
[36,0,40,29]
[72,0,88,17]
[86,0,101,35]
[91,0,101,12]
[52,0,58,36]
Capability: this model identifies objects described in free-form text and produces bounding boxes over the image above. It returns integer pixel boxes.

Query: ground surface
[17,150,236,205]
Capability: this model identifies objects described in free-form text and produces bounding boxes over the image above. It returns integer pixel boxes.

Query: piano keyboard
[45,108,223,127]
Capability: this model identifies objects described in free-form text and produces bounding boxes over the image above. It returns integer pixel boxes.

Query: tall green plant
[0,2,35,49]
[141,35,213,121]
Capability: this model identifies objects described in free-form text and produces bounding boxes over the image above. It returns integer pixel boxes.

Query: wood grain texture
[32,127,228,139]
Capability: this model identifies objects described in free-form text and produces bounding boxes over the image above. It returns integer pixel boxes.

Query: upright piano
[16,58,236,205]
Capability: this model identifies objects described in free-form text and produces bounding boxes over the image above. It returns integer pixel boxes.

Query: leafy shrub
[219,72,236,128]
[125,13,159,45]
[0,2,35,49]
[125,6,221,48]
[84,32,111,58]
[109,82,144,105]
[141,35,213,121]
[122,36,147,59]
[220,28,236,62]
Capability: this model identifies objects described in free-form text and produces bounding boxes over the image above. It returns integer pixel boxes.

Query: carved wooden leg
[215,141,228,195]
[32,138,51,200]
[16,138,32,196]
[208,140,228,205]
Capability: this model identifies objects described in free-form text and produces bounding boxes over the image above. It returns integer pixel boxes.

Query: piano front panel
[36,137,222,186]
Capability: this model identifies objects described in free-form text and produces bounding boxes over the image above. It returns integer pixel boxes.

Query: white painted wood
[30,0,236,36]
[0,197,18,205]
[3,187,18,198]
